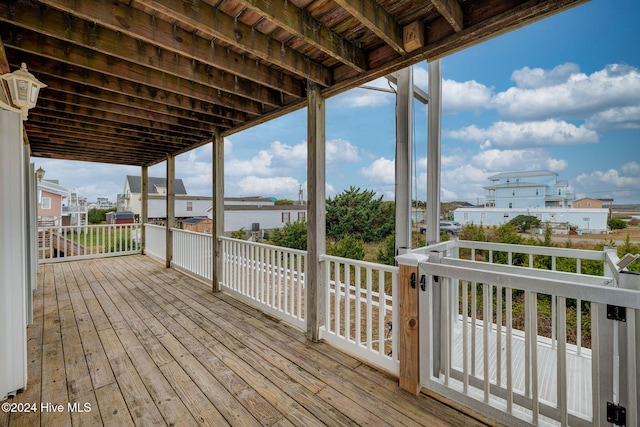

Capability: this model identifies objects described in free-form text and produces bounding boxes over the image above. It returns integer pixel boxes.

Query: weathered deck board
[4,255,489,427]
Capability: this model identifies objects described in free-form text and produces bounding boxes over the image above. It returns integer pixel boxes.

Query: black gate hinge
[607,305,626,322]
[607,402,626,426]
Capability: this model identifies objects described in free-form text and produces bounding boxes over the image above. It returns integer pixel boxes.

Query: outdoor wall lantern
[36,166,45,182]
[1,62,47,121]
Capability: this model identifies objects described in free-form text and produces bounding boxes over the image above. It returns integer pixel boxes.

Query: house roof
[182,217,211,225]
[38,179,69,197]
[483,181,544,190]
[0,0,586,166]
[126,175,188,195]
[488,171,558,181]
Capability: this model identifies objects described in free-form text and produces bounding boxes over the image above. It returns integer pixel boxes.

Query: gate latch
[607,402,626,426]
[607,304,626,322]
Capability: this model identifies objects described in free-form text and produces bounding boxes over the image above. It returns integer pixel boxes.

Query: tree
[608,218,627,230]
[376,234,396,266]
[327,235,365,260]
[274,199,294,206]
[88,208,115,224]
[326,187,394,243]
[508,215,541,233]
[270,220,307,250]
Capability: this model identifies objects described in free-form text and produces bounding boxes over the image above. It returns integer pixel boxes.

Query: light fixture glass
[36,166,46,182]
[1,62,47,120]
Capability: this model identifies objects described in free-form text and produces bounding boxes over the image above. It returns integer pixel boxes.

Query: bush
[376,234,396,266]
[230,227,247,239]
[88,207,116,224]
[327,235,365,260]
[270,221,307,250]
[508,215,541,233]
[608,218,627,230]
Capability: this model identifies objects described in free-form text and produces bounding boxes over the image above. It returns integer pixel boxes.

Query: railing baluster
[557,296,568,426]
[483,283,489,403]
[496,285,502,387]
[506,287,513,414]
[471,282,477,377]
[529,291,539,424]
[345,263,351,342]
[462,280,469,394]
[366,267,373,351]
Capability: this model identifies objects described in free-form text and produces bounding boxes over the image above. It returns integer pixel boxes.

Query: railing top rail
[421,260,640,310]
[218,235,307,256]
[171,228,212,237]
[454,239,607,261]
[39,223,140,230]
[441,257,613,286]
[410,240,457,255]
[144,223,165,229]
[320,254,399,274]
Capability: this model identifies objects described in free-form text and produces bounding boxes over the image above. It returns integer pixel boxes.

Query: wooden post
[396,252,425,395]
[212,130,224,292]
[165,154,175,268]
[306,82,326,343]
[140,165,148,254]
[395,66,413,255]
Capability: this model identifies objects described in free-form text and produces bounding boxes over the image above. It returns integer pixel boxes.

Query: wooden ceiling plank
[332,0,405,54]
[431,0,464,32]
[235,0,367,72]
[0,7,292,105]
[29,142,159,166]
[30,109,211,140]
[34,0,313,93]
[7,50,268,117]
[132,0,332,86]
[28,115,208,142]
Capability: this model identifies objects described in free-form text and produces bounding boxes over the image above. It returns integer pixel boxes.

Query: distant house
[208,201,307,234]
[120,175,188,216]
[38,180,68,226]
[183,217,212,233]
[573,198,603,208]
[484,170,573,209]
[455,171,609,233]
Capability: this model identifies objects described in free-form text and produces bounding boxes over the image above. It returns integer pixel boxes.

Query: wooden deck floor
[2,255,489,427]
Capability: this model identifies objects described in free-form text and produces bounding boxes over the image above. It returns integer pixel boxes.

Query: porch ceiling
[1,0,585,166]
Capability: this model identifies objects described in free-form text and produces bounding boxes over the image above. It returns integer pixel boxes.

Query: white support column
[306,82,326,342]
[141,165,148,254]
[427,59,443,376]
[212,131,224,292]
[0,109,28,399]
[426,60,442,245]
[395,66,414,255]
[165,154,175,268]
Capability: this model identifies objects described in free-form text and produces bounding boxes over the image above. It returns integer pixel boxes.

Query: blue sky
[36,0,640,205]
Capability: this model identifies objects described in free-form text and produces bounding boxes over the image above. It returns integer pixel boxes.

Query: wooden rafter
[431,0,464,32]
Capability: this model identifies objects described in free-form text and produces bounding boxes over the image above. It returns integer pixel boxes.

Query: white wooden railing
[414,239,640,427]
[144,224,166,261]
[173,228,212,281]
[320,255,399,374]
[37,223,141,263]
[220,236,306,329]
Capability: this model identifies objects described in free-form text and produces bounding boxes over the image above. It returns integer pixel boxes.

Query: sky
[33,0,640,206]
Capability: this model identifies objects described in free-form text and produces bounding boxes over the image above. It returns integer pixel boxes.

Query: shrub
[327,235,365,260]
[270,220,307,250]
[230,227,247,240]
[376,234,396,266]
[608,218,627,230]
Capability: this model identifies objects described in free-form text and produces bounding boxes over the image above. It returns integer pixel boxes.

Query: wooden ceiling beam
[29,140,159,165]
[432,0,464,32]
[30,110,212,140]
[234,0,367,72]
[27,114,208,142]
[34,0,311,94]
[133,0,332,86]
[332,0,405,54]
[37,90,231,130]
[6,50,269,117]
[25,123,199,149]
[0,11,294,106]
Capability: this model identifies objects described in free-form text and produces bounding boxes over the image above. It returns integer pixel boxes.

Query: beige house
[573,197,603,208]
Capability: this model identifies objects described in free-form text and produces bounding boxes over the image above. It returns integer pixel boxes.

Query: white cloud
[270,140,307,164]
[447,119,598,148]
[585,106,640,130]
[326,139,360,162]
[360,157,395,184]
[226,149,274,176]
[492,64,640,122]
[442,79,493,113]
[334,77,394,107]
[576,169,640,188]
[511,63,581,89]
[472,148,567,172]
[622,162,640,175]
[234,176,302,198]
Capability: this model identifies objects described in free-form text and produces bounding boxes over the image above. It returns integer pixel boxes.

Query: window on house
[536,189,539,196]
[464,212,469,221]
[298,212,306,221]
[587,202,592,207]
[508,202,513,208]
[41,197,51,209]
[512,190,515,196]
[576,202,581,207]
[480,212,487,222]
[504,212,510,218]
[558,189,562,195]
[187,202,193,212]
[282,212,290,223]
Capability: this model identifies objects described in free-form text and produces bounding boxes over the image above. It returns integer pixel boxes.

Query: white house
[120,175,188,215]
[484,170,573,209]
[455,171,609,233]
[206,202,307,234]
